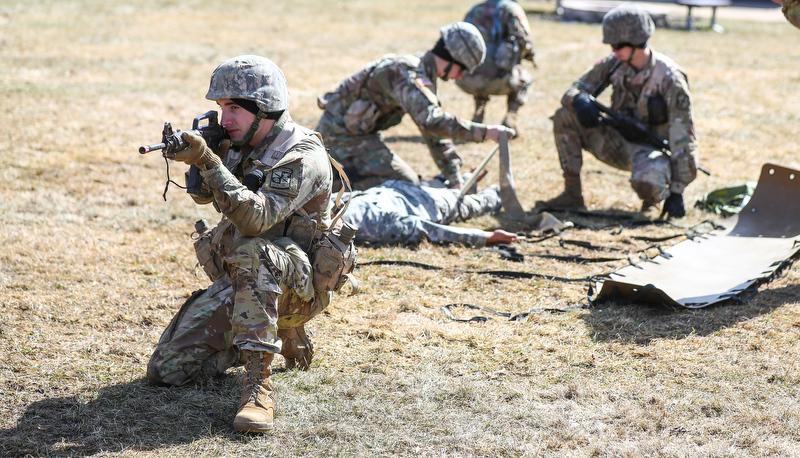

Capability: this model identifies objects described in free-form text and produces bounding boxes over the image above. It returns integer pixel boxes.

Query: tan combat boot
[535,173,586,210]
[278,325,314,371]
[472,96,489,123]
[233,350,275,433]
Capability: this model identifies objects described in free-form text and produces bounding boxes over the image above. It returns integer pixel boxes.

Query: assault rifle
[139,111,229,199]
[586,95,711,176]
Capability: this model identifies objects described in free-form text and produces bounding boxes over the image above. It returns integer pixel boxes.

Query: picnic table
[675,0,732,32]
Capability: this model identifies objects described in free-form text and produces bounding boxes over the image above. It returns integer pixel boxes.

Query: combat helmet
[206,55,289,145]
[602,3,655,47]
[439,22,487,73]
[206,55,289,113]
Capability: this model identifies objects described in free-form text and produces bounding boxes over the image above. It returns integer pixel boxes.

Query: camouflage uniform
[147,112,333,386]
[342,180,502,247]
[782,0,800,28]
[553,51,697,203]
[456,0,535,125]
[316,51,492,190]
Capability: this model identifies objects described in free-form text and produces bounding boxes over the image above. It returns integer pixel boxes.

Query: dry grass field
[1,0,799,456]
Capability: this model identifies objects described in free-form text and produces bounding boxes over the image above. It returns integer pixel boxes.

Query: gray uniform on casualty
[537,4,697,219]
[316,22,515,191]
[456,0,535,132]
[341,180,505,247]
[146,55,335,434]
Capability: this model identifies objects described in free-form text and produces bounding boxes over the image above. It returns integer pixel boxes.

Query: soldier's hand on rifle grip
[572,93,601,129]
[660,193,686,219]
[172,131,223,170]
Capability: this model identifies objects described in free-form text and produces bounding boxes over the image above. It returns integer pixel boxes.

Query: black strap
[441,302,588,322]
[357,260,597,283]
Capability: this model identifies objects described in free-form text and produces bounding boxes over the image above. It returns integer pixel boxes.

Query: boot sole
[233,419,274,433]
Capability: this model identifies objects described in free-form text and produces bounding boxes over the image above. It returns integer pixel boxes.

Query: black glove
[572,93,601,128]
[660,193,686,219]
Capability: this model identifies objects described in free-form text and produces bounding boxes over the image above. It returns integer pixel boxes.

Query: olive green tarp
[594,164,800,308]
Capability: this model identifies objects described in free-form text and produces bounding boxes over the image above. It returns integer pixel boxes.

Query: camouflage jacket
[318,51,491,178]
[783,0,800,28]
[562,50,698,193]
[341,180,494,247]
[465,0,534,64]
[195,112,333,253]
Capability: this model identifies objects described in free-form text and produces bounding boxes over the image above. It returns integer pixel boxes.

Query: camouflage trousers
[455,64,532,109]
[318,126,419,191]
[552,107,671,204]
[147,236,331,386]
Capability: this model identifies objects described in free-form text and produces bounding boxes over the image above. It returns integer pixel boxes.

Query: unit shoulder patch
[270,167,294,190]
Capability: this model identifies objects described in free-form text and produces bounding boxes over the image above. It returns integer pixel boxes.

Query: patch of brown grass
[1,0,800,456]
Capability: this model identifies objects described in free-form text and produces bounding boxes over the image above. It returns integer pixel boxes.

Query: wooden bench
[675,0,732,32]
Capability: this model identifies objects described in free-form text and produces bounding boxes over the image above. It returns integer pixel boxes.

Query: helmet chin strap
[232,111,267,147]
[627,44,647,67]
[440,61,454,82]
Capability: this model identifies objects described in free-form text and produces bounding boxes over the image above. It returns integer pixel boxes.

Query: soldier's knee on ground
[146,352,199,387]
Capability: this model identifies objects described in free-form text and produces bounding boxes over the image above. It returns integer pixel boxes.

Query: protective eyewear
[611,42,636,50]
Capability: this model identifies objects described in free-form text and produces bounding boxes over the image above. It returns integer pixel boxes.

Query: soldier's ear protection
[243,169,266,192]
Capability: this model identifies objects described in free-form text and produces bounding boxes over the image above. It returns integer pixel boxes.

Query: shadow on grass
[0,373,249,457]
[581,283,800,345]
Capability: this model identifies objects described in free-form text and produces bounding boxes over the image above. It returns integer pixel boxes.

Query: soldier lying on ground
[536,3,697,219]
[340,179,517,247]
[316,22,516,191]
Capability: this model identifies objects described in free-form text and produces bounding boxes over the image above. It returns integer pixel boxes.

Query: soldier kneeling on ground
[536,3,698,219]
[147,55,355,434]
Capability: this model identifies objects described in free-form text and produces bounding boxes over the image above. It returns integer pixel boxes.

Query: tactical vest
[609,52,687,128]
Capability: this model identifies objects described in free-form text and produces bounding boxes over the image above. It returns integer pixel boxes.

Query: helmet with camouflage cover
[205,55,289,113]
[602,4,655,47]
[439,22,487,73]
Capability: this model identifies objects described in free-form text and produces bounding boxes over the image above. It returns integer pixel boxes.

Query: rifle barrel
[139,143,166,154]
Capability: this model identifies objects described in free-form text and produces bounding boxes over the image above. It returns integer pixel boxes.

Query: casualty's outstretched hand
[485,229,519,245]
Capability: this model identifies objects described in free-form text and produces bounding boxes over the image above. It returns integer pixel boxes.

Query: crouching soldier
[146,55,354,433]
[316,22,515,191]
[537,4,697,218]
